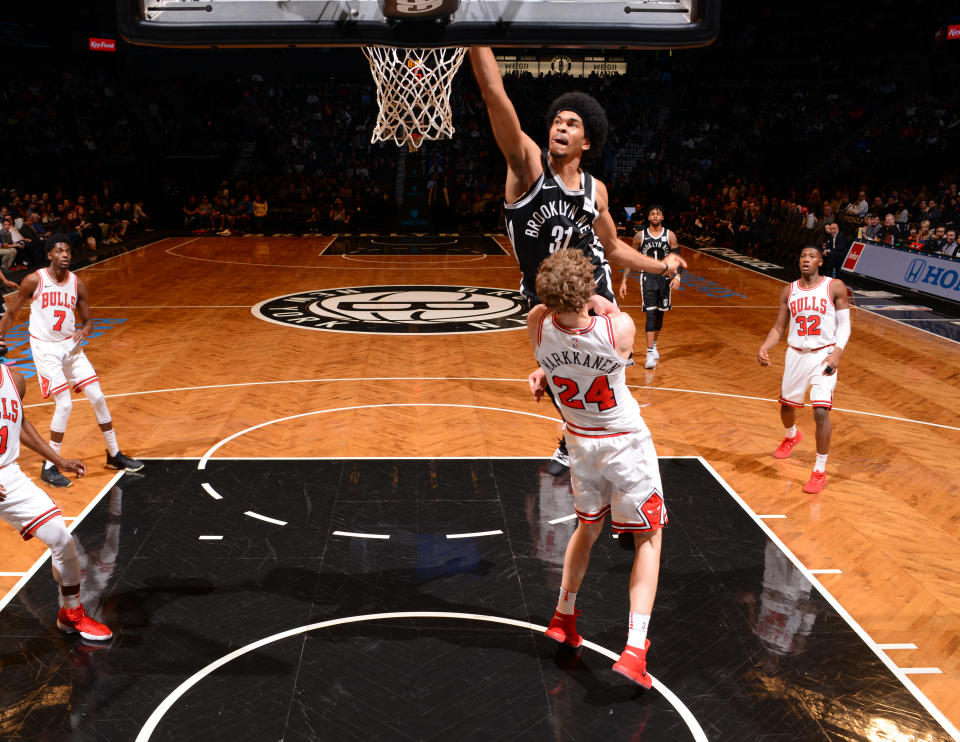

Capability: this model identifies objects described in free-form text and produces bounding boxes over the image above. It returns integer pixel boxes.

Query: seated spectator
[252,194,268,231]
[844,190,869,218]
[197,196,213,231]
[877,213,904,246]
[860,213,881,241]
[328,199,350,231]
[0,216,24,269]
[183,196,199,230]
[19,215,45,266]
[941,229,959,258]
[924,226,946,253]
[132,200,150,231]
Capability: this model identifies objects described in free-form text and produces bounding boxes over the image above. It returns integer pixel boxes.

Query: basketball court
[0,234,958,740]
[2,0,960,738]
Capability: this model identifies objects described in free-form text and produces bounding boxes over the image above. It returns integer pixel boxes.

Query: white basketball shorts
[565,427,667,533]
[0,463,62,541]
[30,338,99,399]
[779,345,837,409]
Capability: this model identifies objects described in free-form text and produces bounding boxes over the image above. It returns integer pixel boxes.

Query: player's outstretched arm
[758,285,791,366]
[0,273,40,351]
[469,47,541,195]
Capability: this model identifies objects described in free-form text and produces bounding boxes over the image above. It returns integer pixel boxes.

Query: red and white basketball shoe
[57,606,113,641]
[773,430,803,459]
[803,470,826,494]
[612,639,652,688]
[545,608,583,648]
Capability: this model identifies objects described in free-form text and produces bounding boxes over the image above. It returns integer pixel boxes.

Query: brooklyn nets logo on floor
[252,286,528,334]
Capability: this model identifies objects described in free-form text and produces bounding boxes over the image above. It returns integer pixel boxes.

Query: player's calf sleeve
[34,518,81,587]
[82,381,112,425]
[654,311,665,332]
[50,390,73,432]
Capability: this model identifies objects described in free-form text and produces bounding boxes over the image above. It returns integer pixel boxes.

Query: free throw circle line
[197,403,562,470]
[134,611,708,742]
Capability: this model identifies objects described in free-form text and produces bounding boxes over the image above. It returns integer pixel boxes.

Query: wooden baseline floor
[1,234,959,733]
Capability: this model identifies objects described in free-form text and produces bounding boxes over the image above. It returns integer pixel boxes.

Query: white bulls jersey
[535,312,645,436]
[0,364,23,467]
[29,268,79,342]
[786,276,837,350]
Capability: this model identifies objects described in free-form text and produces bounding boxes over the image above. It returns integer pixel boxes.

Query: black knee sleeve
[645,310,661,334]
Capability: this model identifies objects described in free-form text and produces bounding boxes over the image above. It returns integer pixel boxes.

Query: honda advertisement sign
[843,241,960,303]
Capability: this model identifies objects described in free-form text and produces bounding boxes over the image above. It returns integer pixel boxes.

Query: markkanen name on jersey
[539,349,623,375]
[523,200,592,239]
[252,285,528,335]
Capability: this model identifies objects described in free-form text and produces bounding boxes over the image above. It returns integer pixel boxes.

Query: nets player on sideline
[469,46,685,475]
[758,245,851,494]
[0,363,112,640]
[0,235,143,487]
[527,249,666,688]
[618,206,682,369]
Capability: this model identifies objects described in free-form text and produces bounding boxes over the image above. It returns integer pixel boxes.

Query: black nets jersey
[635,227,673,264]
[504,152,613,304]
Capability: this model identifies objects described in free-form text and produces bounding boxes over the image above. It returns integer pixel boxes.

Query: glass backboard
[117,0,720,49]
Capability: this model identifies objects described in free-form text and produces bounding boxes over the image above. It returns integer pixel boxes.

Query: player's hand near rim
[8,369,87,481]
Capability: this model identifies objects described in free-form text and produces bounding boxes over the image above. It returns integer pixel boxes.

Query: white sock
[103,430,120,456]
[62,592,81,610]
[785,425,797,439]
[628,612,650,648]
[556,588,577,615]
[814,453,828,472]
[45,441,62,469]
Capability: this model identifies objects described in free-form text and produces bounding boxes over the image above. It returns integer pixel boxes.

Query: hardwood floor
[2,234,958,731]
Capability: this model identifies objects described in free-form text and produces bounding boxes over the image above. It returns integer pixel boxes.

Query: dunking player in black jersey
[470,47,686,474]
[618,206,682,369]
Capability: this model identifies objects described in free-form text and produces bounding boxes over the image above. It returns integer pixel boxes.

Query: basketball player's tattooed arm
[72,278,94,345]
[823,278,851,373]
[758,284,791,367]
[9,370,87,479]
[469,46,542,201]
[0,273,40,354]
[594,182,686,277]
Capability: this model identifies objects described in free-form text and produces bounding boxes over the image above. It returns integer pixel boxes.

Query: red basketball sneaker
[773,430,802,459]
[57,606,113,641]
[612,639,652,688]
[803,470,826,494]
[545,609,583,648]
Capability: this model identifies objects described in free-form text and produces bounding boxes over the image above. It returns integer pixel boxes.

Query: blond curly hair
[535,249,595,313]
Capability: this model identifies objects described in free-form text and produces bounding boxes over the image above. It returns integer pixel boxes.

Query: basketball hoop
[363,45,466,151]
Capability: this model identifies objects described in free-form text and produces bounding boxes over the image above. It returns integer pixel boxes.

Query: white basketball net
[363,46,467,150]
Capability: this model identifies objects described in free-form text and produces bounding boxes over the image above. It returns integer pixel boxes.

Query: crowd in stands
[2,2,958,270]
[0,186,151,277]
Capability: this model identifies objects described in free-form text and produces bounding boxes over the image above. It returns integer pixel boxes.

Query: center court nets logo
[252,285,528,334]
